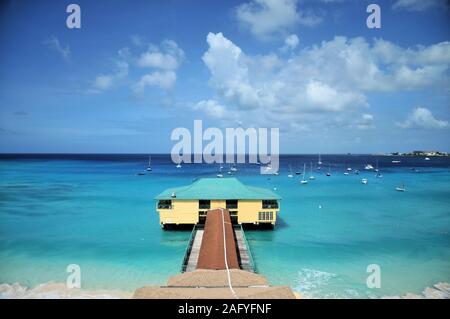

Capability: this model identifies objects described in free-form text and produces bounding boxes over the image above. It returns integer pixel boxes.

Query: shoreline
[1,281,448,299]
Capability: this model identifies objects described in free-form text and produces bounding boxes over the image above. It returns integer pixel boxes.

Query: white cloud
[305,80,368,112]
[133,40,184,94]
[235,0,321,40]
[44,36,71,62]
[199,32,450,131]
[281,34,299,51]
[193,100,229,119]
[89,39,184,95]
[392,0,448,11]
[92,75,113,91]
[354,114,375,130]
[133,71,177,92]
[137,40,184,70]
[396,107,449,129]
[89,54,129,94]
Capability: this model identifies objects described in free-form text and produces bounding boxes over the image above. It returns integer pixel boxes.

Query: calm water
[0,154,449,298]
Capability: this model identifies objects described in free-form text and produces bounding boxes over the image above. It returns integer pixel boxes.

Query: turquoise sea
[0,154,449,298]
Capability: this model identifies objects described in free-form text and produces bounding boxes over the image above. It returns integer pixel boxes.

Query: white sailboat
[375,160,383,177]
[318,154,322,165]
[146,155,152,171]
[175,155,182,168]
[217,165,223,178]
[392,160,401,164]
[288,164,293,178]
[309,162,315,180]
[326,164,331,176]
[396,182,406,192]
[300,164,308,184]
[365,164,374,170]
[425,157,430,161]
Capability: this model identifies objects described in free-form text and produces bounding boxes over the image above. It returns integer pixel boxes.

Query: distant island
[390,151,449,157]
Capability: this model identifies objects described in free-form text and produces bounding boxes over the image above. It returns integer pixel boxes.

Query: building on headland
[390,151,448,157]
[155,177,280,228]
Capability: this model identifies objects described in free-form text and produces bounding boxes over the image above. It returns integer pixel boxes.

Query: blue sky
[0,0,449,153]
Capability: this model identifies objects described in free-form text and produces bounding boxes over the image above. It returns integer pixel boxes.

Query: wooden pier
[181,209,256,273]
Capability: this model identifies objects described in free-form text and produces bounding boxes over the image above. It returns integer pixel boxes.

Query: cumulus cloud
[89,52,129,94]
[235,0,321,40]
[396,107,449,129]
[133,70,177,92]
[134,40,185,94]
[44,36,71,62]
[281,34,299,52]
[193,100,229,119]
[392,0,448,12]
[137,40,185,70]
[199,32,450,131]
[89,39,184,95]
[354,114,375,130]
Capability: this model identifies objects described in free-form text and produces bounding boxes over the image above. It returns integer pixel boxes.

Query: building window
[158,200,172,209]
[226,200,238,209]
[262,200,278,209]
[229,210,238,217]
[199,200,211,209]
[258,211,273,221]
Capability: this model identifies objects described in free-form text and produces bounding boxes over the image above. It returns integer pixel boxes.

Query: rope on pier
[219,207,239,299]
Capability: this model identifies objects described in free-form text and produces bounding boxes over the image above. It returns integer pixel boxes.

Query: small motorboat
[361,178,368,184]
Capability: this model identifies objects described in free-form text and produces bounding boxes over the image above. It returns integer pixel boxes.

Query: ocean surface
[0,154,449,298]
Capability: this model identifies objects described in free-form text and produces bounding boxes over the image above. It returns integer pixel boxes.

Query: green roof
[155,177,280,200]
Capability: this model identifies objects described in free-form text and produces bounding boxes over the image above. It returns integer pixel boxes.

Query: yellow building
[155,178,280,229]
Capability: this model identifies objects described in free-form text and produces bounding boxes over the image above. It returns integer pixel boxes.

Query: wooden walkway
[184,229,204,272]
[234,227,255,272]
[182,210,255,273]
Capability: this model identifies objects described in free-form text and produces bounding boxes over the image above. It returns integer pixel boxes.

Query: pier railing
[181,225,197,273]
[241,225,257,273]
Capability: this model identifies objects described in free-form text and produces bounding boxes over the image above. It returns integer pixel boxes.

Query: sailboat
[288,164,293,178]
[375,160,383,178]
[318,154,322,165]
[425,157,430,161]
[175,155,182,168]
[230,164,237,172]
[396,182,406,192]
[300,164,308,184]
[309,162,315,180]
[365,164,374,170]
[216,165,223,178]
[326,164,331,176]
[146,155,152,171]
[344,163,352,175]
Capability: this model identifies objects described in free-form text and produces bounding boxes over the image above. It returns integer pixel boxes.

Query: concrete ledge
[133,286,297,299]
[167,269,268,287]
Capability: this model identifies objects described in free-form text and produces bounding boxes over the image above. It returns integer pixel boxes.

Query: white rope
[219,208,239,299]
